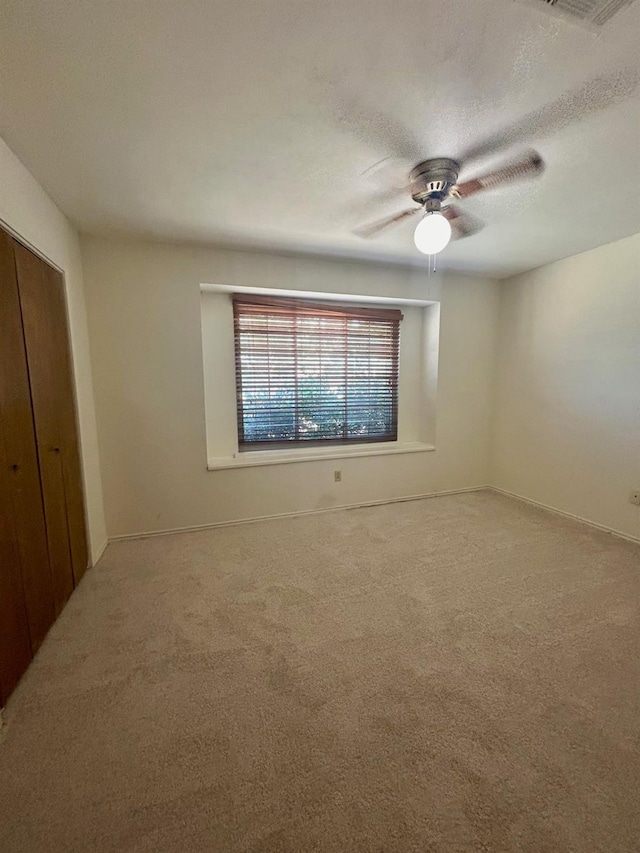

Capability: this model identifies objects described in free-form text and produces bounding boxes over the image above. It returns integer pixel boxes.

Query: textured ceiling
[1,0,639,277]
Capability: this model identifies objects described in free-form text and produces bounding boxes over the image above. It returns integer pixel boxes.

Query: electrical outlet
[334,470,342,482]
[630,490,640,507]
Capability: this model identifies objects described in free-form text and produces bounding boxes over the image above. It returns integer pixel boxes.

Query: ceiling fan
[354,150,545,255]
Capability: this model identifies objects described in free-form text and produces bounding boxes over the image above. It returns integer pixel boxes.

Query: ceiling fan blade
[459,66,640,164]
[353,207,421,238]
[456,150,544,200]
[321,73,424,163]
[337,99,422,162]
[359,156,412,192]
[351,182,409,213]
[442,205,484,240]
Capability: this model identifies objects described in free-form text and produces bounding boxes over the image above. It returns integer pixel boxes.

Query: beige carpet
[1,491,639,852]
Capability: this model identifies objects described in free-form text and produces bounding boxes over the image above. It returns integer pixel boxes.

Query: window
[233,295,403,450]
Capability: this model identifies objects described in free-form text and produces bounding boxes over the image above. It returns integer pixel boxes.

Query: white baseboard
[105,485,640,548]
[108,486,489,542]
[489,487,640,545]
[90,538,109,566]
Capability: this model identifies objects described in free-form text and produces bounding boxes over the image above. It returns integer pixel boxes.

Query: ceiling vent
[519,0,636,26]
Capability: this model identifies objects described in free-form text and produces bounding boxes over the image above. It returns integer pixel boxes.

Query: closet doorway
[0,226,88,706]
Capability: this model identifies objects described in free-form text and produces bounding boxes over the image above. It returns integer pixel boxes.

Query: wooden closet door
[14,243,88,612]
[0,428,32,706]
[0,230,55,658]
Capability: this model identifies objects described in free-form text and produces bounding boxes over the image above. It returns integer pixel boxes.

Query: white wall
[492,234,640,541]
[81,235,500,537]
[0,138,107,562]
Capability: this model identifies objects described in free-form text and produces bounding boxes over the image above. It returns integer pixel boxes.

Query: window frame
[232,294,403,452]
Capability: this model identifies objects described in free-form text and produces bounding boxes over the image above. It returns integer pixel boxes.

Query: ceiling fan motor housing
[410,158,460,204]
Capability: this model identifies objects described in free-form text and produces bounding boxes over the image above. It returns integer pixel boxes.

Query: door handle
[52,447,60,454]
[11,463,19,472]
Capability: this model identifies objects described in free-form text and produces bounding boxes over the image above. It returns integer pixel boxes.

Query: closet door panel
[0,231,55,653]
[14,244,76,613]
[0,429,33,706]
[41,261,89,584]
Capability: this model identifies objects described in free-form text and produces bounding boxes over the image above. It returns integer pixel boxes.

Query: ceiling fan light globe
[414,212,452,255]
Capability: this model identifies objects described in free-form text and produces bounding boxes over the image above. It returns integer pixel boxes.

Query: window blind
[233,295,403,449]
